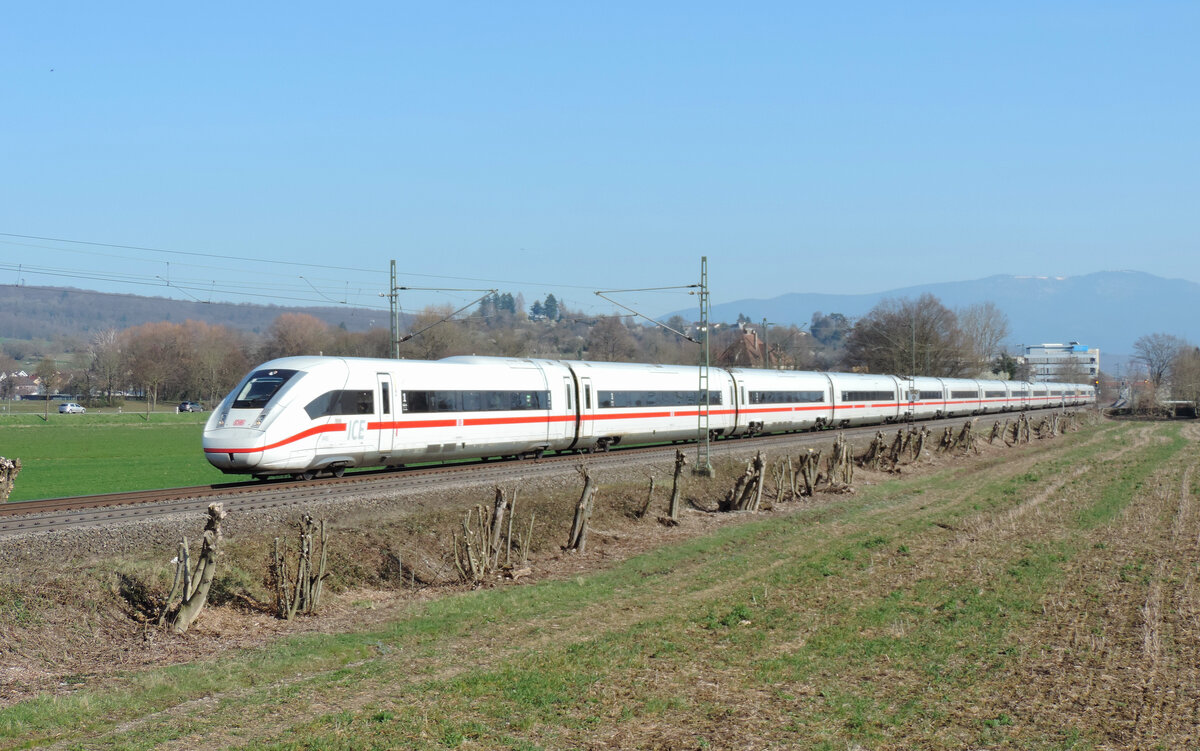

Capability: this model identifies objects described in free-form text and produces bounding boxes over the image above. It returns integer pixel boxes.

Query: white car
[58,402,86,414]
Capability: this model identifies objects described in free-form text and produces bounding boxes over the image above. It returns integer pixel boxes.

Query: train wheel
[332,467,345,478]
[294,470,316,481]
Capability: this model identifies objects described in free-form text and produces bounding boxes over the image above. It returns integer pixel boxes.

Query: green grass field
[0,412,229,501]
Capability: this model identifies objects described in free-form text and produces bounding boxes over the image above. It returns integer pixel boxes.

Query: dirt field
[1,413,1196,749]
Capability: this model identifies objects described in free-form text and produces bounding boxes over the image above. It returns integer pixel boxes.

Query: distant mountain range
[674,271,1199,358]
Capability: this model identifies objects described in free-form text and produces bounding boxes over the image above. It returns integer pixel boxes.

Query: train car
[1066,383,1097,407]
[559,359,736,451]
[977,380,1010,413]
[898,376,947,421]
[393,356,575,462]
[1006,381,1033,411]
[942,378,983,417]
[725,368,834,435]
[826,372,902,426]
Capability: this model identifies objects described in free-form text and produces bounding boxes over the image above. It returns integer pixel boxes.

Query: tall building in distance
[1025,342,1100,383]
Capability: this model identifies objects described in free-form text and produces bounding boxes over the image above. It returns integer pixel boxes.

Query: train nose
[202,429,264,471]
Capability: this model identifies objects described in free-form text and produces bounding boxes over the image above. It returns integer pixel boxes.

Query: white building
[1025,342,1100,383]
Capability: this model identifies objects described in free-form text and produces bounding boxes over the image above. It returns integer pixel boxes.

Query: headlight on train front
[217,411,228,428]
[252,408,271,429]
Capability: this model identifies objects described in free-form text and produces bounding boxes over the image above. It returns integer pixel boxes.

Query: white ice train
[202,355,1096,480]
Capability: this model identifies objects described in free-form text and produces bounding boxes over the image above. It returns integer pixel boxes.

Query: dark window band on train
[918,391,943,400]
[841,390,895,402]
[233,369,300,409]
[305,390,374,419]
[1012,391,1030,397]
[984,390,1006,398]
[748,390,825,404]
[950,390,979,399]
[598,390,723,408]
[401,390,550,413]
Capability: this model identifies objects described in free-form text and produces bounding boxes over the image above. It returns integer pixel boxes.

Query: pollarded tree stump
[168,503,228,634]
[566,466,598,552]
[0,457,20,503]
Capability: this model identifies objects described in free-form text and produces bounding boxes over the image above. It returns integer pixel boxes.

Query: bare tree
[1170,345,1200,406]
[401,305,476,360]
[958,302,1010,375]
[33,356,59,419]
[1134,333,1186,387]
[329,327,393,358]
[122,322,180,412]
[843,294,968,376]
[260,313,334,360]
[89,329,128,403]
[178,321,250,404]
[587,317,638,362]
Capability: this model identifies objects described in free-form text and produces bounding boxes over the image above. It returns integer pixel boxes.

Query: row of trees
[6,288,1103,408]
[840,295,1012,378]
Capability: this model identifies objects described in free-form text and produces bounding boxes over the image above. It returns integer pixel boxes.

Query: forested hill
[0,285,383,341]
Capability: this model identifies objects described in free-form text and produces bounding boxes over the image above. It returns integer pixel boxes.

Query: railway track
[0,412,1068,538]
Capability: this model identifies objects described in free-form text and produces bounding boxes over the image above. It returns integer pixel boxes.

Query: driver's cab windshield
[232,369,300,409]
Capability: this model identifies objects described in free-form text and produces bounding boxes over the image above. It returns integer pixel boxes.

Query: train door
[376,373,394,455]
[560,376,576,445]
[903,378,916,422]
[577,375,595,445]
[820,372,838,427]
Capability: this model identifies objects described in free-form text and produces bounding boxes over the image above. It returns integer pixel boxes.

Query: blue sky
[2,2,1196,319]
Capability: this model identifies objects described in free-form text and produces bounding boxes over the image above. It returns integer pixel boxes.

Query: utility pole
[696,256,714,476]
[761,318,774,368]
[383,261,494,357]
[389,260,400,359]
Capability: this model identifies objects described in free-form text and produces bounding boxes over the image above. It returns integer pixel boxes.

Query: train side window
[404,391,429,413]
[585,386,592,409]
[381,388,390,415]
[353,391,373,414]
[484,391,505,411]
[461,391,482,412]
[305,390,373,418]
[304,392,334,420]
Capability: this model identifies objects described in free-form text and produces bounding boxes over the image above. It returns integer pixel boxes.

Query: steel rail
[0,411,1079,538]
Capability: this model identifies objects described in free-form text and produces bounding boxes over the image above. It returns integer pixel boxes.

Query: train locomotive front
[203,357,358,478]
